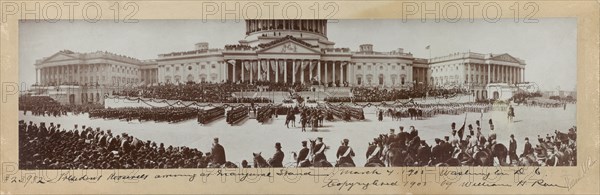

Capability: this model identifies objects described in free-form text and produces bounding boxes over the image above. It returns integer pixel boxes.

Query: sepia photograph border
[1,0,599,194]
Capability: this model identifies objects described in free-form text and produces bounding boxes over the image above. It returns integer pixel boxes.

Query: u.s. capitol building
[32,19,526,104]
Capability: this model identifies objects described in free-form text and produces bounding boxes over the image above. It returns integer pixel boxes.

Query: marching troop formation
[88,107,199,123]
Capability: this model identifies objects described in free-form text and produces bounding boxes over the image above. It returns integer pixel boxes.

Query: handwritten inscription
[3,161,597,193]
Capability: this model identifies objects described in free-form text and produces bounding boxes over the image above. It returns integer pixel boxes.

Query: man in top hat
[313,137,327,162]
[387,129,397,145]
[441,136,452,162]
[451,122,457,137]
[293,141,310,166]
[336,139,355,166]
[211,137,226,165]
[48,122,55,135]
[408,126,418,141]
[268,142,284,167]
[431,138,443,165]
[522,137,533,157]
[508,134,518,163]
[417,140,431,165]
[398,126,408,146]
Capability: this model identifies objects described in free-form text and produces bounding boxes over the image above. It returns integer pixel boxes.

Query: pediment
[257,40,321,54]
[41,52,78,63]
[489,53,521,63]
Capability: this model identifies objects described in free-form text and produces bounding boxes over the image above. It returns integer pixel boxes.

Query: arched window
[187,74,194,82]
[378,74,384,85]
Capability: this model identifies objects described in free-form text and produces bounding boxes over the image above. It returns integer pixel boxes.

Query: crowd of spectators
[19,121,209,169]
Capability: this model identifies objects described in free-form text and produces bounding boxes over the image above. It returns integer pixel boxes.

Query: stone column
[292,60,296,83]
[232,62,236,83]
[487,63,491,84]
[250,60,254,83]
[340,62,344,84]
[257,60,262,82]
[332,61,336,85]
[324,61,328,84]
[266,59,270,81]
[284,60,288,83]
[301,60,305,84]
[309,60,313,83]
[241,61,245,82]
[275,59,279,83]
[317,61,321,84]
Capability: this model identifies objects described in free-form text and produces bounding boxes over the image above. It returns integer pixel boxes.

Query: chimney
[195,42,209,51]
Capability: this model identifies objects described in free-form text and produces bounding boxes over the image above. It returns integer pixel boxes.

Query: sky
[19,19,576,91]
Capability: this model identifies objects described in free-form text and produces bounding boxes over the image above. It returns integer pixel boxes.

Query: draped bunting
[107,96,281,109]
[270,60,277,72]
[278,61,285,74]
[293,61,301,74]
[301,61,308,70]
[227,60,236,65]
[252,61,258,74]
[261,60,268,71]
[244,61,250,70]
[106,95,418,109]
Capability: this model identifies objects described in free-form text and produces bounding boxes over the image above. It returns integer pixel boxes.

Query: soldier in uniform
[293,141,310,166]
[336,139,355,166]
[313,137,327,162]
[211,137,226,165]
[268,142,284,167]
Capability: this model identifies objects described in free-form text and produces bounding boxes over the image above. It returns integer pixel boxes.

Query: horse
[473,149,493,166]
[252,152,271,168]
[385,148,403,167]
[222,161,238,168]
[365,157,386,167]
[507,107,515,122]
[491,143,509,166]
[518,154,539,166]
[407,108,418,120]
[285,113,296,128]
[335,159,356,167]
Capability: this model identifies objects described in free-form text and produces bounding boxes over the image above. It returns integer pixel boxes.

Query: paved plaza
[19,104,575,167]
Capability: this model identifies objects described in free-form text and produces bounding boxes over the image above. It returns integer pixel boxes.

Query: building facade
[32,19,526,104]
